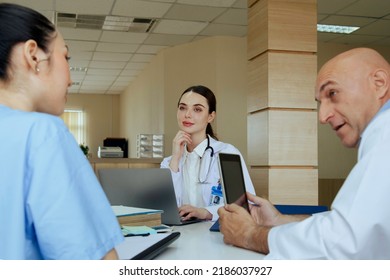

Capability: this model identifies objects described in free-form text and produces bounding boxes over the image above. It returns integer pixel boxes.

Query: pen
[124,233,151,237]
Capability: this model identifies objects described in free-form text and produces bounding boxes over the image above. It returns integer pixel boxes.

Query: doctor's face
[315,58,378,148]
[177,91,215,136]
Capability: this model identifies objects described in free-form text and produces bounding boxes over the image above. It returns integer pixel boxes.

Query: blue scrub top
[0,106,124,259]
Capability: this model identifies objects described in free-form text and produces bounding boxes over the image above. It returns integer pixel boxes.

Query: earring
[35,66,40,73]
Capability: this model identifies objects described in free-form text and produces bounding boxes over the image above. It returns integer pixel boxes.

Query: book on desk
[112,205,163,227]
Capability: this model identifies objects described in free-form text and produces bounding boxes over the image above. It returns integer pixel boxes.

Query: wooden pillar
[247,0,318,205]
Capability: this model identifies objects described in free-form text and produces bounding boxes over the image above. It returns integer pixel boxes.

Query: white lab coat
[161,137,255,221]
[266,102,390,259]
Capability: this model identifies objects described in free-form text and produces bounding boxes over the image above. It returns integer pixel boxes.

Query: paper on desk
[121,225,157,236]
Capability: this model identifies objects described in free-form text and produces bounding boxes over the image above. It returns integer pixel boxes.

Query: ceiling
[3,0,390,95]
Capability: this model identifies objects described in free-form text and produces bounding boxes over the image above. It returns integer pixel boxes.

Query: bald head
[317,48,390,102]
[320,48,389,80]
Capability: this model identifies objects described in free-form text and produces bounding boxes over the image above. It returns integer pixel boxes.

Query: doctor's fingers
[178,204,193,214]
[224,202,242,213]
[247,192,271,207]
[175,131,192,143]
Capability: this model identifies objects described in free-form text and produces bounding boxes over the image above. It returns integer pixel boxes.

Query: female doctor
[161,85,255,221]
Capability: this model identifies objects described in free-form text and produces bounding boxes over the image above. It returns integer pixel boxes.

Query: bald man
[218,48,390,259]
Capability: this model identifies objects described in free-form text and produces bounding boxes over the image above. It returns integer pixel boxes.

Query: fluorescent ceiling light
[317,24,360,34]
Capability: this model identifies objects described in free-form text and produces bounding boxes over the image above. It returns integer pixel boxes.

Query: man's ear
[372,69,389,99]
[23,39,39,71]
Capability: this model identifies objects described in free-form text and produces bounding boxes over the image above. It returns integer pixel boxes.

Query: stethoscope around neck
[198,135,214,183]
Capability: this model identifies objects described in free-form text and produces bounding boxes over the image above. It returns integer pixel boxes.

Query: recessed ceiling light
[317,24,360,34]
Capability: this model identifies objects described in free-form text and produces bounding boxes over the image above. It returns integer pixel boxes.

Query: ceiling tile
[87,69,122,76]
[200,23,247,36]
[96,42,139,53]
[120,69,140,77]
[92,52,132,62]
[79,89,108,94]
[112,80,131,87]
[116,76,137,82]
[317,0,356,14]
[66,40,97,52]
[69,60,90,68]
[55,0,115,15]
[125,62,148,70]
[232,0,247,9]
[214,8,247,25]
[88,61,127,69]
[372,37,390,46]
[338,0,390,18]
[330,34,386,45]
[83,75,117,82]
[100,31,148,44]
[148,0,175,2]
[59,27,102,41]
[82,80,113,87]
[164,4,225,22]
[68,51,93,60]
[153,19,208,35]
[112,0,172,18]
[130,54,155,63]
[355,19,390,36]
[177,0,236,8]
[6,0,53,11]
[70,70,86,77]
[137,45,168,54]
[317,14,328,21]
[144,33,195,46]
[317,32,344,43]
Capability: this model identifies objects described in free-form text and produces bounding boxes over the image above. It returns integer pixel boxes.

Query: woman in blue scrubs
[0,3,123,259]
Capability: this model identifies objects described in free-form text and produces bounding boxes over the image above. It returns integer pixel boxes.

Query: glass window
[61,109,86,145]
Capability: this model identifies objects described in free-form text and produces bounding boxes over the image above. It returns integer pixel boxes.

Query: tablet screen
[218,153,250,211]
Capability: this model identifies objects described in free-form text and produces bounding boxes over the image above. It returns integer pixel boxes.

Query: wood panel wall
[247,0,318,204]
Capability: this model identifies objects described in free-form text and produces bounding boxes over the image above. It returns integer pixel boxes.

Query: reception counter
[89,157,162,174]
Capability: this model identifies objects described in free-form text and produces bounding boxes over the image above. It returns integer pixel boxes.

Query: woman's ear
[23,39,39,72]
[208,111,216,123]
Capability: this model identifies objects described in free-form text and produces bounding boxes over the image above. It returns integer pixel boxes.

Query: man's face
[315,59,378,148]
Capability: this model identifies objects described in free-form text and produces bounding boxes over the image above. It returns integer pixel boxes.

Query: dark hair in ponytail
[0,3,56,81]
[179,85,218,140]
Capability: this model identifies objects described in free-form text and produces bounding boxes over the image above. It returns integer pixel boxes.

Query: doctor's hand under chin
[179,204,212,220]
[169,130,192,172]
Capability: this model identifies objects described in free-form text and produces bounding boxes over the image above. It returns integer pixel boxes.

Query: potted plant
[79,143,89,157]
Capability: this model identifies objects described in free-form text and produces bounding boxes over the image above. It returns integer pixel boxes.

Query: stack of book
[112,205,163,227]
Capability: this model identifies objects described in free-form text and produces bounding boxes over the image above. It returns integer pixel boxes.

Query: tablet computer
[217,153,250,211]
[210,153,250,232]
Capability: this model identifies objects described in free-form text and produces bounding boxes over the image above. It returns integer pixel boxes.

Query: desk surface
[156,221,265,260]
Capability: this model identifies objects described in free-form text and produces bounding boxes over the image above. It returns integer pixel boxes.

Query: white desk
[156,221,265,260]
